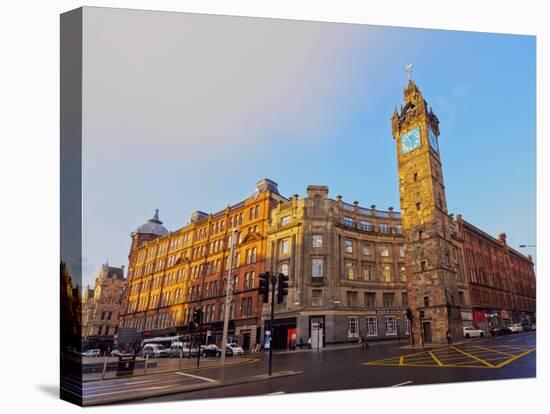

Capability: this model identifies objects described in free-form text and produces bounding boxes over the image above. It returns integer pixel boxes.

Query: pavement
[61,331,536,405]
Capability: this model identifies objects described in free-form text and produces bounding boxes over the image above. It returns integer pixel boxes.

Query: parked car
[110,349,123,357]
[82,349,101,357]
[167,342,195,358]
[490,326,510,336]
[507,323,524,333]
[226,343,244,356]
[202,344,222,357]
[141,343,168,358]
[463,326,485,338]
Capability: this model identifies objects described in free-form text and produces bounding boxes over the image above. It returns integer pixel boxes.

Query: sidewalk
[83,355,258,382]
[272,338,406,355]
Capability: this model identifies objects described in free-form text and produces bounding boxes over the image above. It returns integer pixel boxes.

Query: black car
[201,344,222,357]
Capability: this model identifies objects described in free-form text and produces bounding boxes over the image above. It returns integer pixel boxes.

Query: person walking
[446,329,453,345]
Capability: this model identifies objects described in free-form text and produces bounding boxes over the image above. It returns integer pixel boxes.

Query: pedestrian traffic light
[406,307,413,321]
[277,273,289,304]
[259,272,270,303]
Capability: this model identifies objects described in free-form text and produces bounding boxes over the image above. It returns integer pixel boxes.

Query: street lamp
[519,244,536,248]
[220,228,238,364]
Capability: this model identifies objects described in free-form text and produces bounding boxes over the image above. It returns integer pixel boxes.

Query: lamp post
[220,228,238,365]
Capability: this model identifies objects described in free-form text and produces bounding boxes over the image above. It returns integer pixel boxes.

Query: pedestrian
[299,337,303,349]
[446,329,453,345]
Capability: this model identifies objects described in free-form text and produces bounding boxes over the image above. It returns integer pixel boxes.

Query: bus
[141,335,185,349]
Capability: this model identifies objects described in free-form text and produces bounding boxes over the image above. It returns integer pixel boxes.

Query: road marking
[87,385,176,397]
[494,348,536,368]
[450,346,495,368]
[267,391,286,395]
[175,371,217,383]
[392,381,413,387]
[471,345,515,357]
[399,356,404,365]
[428,351,443,366]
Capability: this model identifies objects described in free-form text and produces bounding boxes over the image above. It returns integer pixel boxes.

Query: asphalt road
[65,331,535,405]
[145,331,536,403]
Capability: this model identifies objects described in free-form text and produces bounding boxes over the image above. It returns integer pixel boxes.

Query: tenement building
[118,80,536,348]
[265,187,410,348]
[457,216,536,331]
[82,263,126,350]
[120,179,286,351]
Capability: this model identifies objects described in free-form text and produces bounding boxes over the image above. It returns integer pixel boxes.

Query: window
[280,262,289,277]
[402,292,408,307]
[400,266,407,282]
[361,221,373,231]
[362,243,372,255]
[366,316,378,337]
[346,291,358,307]
[379,245,390,257]
[395,225,403,234]
[424,296,430,307]
[281,239,290,255]
[399,245,405,257]
[348,316,359,338]
[379,223,390,233]
[385,315,397,336]
[416,202,422,211]
[363,264,374,281]
[312,235,323,248]
[345,262,355,280]
[345,239,353,253]
[383,265,392,282]
[312,289,323,306]
[365,292,376,308]
[405,319,411,335]
[343,216,354,227]
[413,172,418,182]
[281,216,291,226]
[312,258,324,278]
[458,291,465,305]
[383,292,395,307]
[421,261,427,271]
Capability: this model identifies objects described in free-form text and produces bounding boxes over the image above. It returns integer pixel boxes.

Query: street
[64,331,535,405]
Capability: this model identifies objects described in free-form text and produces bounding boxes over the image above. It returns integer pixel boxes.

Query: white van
[141,343,168,358]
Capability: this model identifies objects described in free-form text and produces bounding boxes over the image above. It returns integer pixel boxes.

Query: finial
[154,208,159,220]
[406,64,414,81]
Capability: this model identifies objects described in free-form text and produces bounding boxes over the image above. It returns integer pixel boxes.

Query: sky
[79,7,536,287]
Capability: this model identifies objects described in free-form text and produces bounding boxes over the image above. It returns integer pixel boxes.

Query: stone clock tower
[391,76,463,344]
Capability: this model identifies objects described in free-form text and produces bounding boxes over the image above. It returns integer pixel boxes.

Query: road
[64,331,535,405]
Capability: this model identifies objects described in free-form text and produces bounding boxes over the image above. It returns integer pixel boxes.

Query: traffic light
[192,308,202,327]
[277,273,289,304]
[406,307,413,321]
[259,272,270,303]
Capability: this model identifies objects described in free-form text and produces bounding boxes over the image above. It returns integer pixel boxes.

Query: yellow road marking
[471,346,516,357]
[428,351,444,366]
[449,346,495,368]
[494,348,536,368]
[399,356,404,365]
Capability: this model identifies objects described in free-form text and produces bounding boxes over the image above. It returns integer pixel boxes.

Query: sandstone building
[82,263,126,350]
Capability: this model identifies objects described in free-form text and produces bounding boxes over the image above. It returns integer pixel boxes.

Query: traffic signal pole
[269,274,276,376]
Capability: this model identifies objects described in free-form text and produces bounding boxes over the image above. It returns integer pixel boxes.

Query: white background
[0,0,547,413]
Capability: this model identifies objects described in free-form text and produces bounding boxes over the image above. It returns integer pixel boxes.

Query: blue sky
[81,9,535,287]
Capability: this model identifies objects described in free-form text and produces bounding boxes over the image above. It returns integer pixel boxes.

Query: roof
[136,209,169,236]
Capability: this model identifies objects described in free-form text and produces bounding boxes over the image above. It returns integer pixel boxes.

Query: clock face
[400,127,421,154]
[428,128,439,153]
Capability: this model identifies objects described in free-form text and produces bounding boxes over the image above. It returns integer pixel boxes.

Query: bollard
[101,355,108,380]
[144,354,149,375]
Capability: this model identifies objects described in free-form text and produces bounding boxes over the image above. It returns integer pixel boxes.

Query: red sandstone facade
[458,215,536,330]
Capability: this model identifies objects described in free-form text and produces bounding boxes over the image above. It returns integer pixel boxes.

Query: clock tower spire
[392,74,463,344]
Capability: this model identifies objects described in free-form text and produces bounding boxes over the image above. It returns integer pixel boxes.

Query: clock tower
[392,77,463,344]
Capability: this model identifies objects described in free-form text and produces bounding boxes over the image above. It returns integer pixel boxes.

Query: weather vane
[406,63,414,80]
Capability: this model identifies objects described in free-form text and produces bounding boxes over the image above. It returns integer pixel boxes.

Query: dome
[136,209,169,236]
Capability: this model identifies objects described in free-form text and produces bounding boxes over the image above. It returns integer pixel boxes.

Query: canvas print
[60,7,536,406]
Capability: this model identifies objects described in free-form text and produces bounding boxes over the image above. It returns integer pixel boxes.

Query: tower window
[421,261,427,271]
[416,202,422,211]
[413,172,418,182]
